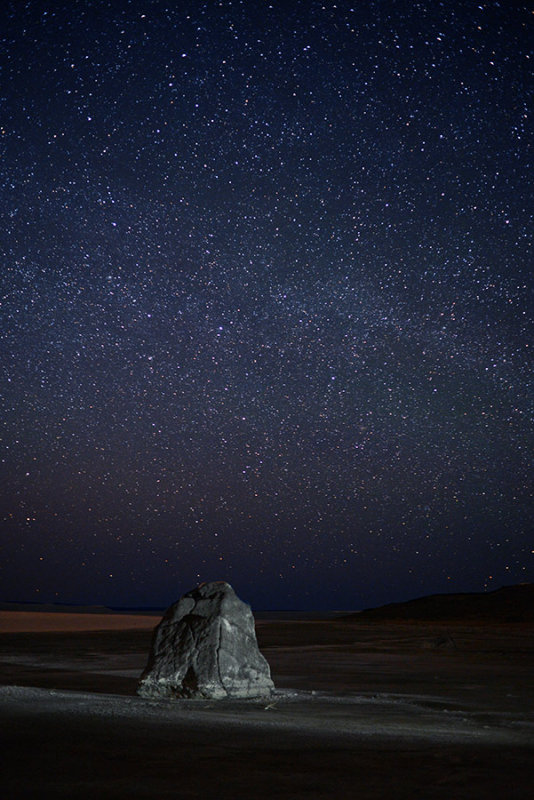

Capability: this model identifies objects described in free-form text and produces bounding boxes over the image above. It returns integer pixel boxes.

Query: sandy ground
[1,612,533,798]
[0,610,159,633]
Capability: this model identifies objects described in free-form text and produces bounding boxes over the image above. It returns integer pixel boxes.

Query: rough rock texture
[137,581,274,699]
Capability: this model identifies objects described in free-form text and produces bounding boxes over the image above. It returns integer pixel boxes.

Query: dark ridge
[0,602,166,616]
[348,584,534,623]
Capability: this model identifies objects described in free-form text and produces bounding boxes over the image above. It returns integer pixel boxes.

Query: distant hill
[350,584,534,623]
[0,601,164,616]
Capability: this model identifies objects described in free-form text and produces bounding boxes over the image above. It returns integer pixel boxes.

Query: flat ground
[0,612,533,799]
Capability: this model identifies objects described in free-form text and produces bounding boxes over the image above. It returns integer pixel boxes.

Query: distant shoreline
[2,582,532,624]
[0,602,352,620]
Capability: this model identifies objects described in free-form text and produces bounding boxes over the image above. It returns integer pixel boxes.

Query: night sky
[1,0,532,611]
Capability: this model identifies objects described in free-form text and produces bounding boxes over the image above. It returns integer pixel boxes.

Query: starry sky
[1,0,532,611]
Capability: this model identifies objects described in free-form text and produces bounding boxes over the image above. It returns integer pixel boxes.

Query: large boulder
[137,581,274,699]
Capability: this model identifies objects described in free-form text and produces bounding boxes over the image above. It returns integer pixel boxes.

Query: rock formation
[137,581,274,699]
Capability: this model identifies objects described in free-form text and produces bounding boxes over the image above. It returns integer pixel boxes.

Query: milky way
[1,0,532,609]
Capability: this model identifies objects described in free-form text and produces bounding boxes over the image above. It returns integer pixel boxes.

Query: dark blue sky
[1,0,532,610]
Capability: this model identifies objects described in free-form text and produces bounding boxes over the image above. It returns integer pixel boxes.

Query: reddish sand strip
[0,611,158,633]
